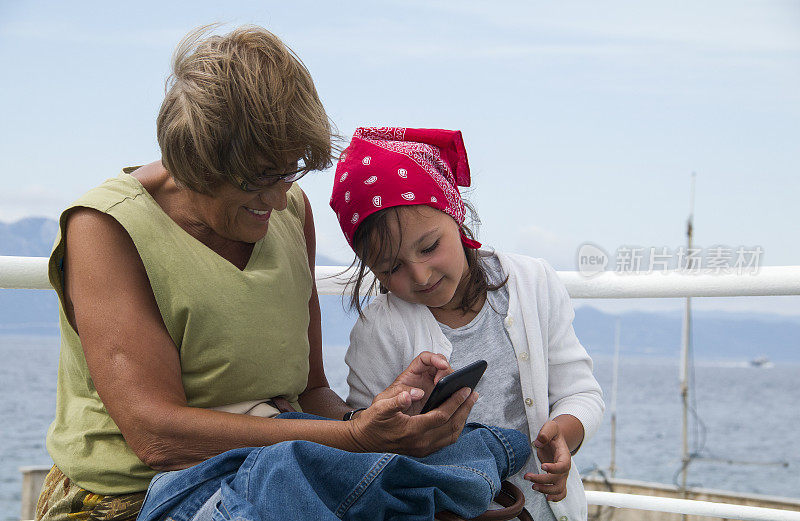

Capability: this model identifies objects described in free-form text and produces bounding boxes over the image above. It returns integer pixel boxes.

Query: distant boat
[749,356,774,368]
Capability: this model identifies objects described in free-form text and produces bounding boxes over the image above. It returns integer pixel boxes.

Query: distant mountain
[0,217,58,257]
[1,217,798,362]
[571,306,800,363]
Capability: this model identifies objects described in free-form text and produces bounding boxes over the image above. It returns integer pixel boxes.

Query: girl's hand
[524,420,571,502]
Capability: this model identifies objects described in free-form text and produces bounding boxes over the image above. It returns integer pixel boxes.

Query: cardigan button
[524,398,533,406]
[504,315,514,328]
[519,352,529,361]
[559,517,568,521]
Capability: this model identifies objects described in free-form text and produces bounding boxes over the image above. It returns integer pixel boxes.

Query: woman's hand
[524,420,571,502]
[378,351,453,416]
[346,352,477,457]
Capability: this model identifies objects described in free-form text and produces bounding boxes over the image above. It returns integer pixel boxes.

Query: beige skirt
[35,466,145,521]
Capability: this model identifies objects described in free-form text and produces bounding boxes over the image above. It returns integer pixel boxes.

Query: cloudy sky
[1,0,798,315]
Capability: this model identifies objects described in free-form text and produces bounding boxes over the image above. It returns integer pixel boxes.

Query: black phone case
[419,359,487,414]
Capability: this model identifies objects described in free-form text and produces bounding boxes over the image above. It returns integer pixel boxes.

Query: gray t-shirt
[442,255,528,437]
[439,253,556,521]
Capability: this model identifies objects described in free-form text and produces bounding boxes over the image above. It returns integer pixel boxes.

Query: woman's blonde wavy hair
[157,25,334,193]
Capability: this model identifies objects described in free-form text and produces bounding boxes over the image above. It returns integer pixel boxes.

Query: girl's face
[365,205,469,311]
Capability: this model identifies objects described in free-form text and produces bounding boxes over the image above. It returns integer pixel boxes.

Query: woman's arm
[296,190,352,419]
[64,206,474,471]
[63,207,358,469]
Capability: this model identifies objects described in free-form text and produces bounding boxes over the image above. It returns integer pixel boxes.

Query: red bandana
[330,127,482,251]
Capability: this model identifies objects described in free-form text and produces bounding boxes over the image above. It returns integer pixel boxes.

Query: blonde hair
[157,25,333,193]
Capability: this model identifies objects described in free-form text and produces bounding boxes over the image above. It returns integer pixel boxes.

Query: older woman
[35,26,482,521]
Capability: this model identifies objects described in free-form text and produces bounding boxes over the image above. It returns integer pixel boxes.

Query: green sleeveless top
[46,170,312,494]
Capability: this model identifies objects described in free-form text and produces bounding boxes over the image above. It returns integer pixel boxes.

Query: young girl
[330,127,605,521]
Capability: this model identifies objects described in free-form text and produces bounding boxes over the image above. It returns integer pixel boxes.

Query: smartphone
[419,359,487,414]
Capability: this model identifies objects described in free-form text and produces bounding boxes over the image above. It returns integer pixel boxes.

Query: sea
[1,335,798,520]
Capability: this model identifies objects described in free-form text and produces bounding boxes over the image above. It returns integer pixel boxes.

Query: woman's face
[191,172,294,245]
[366,205,469,311]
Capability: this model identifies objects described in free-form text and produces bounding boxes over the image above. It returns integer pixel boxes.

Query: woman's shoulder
[51,169,149,262]
[70,169,147,214]
[48,167,163,295]
[51,170,159,267]
[59,167,169,251]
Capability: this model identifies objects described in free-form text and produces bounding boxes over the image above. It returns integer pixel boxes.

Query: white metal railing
[317,264,800,298]
[4,255,800,520]
[4,255,800,298]
[585,491,800,521]
[0,256,50,290]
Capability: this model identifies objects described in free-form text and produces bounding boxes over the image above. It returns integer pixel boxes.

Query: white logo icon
[577,243,609,277]
[398,168,407,178]
[344,191,351,203]
[372,196,382,207]
[430,196,437,203]
[339,172,348,182]
[401,192,415,201]
[350,213,359,224]
[364,176,378,185]
[362,156,371,165]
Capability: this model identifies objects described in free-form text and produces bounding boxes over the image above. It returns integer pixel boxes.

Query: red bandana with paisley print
[330,127,482,251]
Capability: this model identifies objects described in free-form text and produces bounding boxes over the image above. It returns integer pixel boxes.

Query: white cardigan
[345,251,605,521]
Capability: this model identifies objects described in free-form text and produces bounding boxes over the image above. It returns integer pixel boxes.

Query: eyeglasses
[235,161,310,192]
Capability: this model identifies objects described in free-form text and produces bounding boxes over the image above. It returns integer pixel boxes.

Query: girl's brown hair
[346,205,507,317]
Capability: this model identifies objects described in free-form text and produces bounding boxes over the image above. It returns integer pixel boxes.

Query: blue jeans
[136,413,530,521]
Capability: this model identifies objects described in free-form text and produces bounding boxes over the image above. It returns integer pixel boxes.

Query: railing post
[20,466,50,520]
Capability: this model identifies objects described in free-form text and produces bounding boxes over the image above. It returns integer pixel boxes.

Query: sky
[1,0,799,315]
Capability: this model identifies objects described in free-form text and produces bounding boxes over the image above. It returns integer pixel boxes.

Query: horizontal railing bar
[3,256,800,298]
[0,257,51,290]
[586,491,800,521]
[313,265,800,298]
[559,267,800,298]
